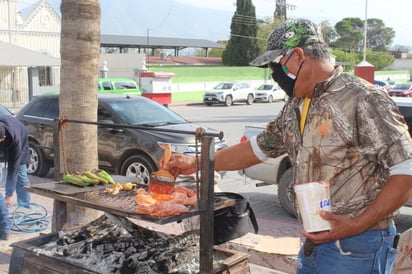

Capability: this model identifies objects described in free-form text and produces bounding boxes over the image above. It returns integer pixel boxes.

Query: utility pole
[274,0,296,21]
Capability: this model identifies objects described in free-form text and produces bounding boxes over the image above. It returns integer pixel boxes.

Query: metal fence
[0,67,29,109]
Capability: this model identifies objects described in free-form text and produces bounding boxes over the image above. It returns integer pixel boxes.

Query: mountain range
[45,0,235,42]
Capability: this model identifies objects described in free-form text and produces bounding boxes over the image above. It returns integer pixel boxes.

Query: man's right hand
[161,154,198,177]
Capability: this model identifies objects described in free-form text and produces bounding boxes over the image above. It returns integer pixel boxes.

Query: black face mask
[271,62,296,98]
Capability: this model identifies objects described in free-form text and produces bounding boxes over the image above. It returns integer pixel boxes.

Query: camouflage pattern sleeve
[356,93,412,168]
[256,111,288,159]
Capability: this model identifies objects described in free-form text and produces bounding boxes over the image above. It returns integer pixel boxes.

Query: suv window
[101,81,113,90]
[241,83,250,89]
[45,98,59,119]
[24,97,59,119]
[114,81,137,90]
[24,98,52,118]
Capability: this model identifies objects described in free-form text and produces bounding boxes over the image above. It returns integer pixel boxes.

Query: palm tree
[58,0,101,229]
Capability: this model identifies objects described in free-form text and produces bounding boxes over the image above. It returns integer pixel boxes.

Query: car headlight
[158,142,199,155]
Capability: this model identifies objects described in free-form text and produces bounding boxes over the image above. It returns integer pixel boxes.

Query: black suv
[17,93,227,183]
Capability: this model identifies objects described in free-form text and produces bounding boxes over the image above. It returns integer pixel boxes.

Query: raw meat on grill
[135,187,198,217]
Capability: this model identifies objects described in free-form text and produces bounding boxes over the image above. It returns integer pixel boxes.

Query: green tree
[332,48,395,71]
[207,41,227,57]
[332,17,395,54]
[364,49,395,70]
[256,16,283,56]
[331,49,361,71]
[332,17,364,52]
[365,18,395,52]
[319,20,337,45]
[222,0,259,66]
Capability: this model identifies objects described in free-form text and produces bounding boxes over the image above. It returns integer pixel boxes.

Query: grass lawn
[146,65,410,103]
[149,65,271,83]
[149,65,409,83]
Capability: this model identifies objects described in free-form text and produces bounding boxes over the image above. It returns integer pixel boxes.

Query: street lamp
[362,0,368,61]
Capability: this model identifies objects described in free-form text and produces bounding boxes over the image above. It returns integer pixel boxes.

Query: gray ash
[32,214,202,273]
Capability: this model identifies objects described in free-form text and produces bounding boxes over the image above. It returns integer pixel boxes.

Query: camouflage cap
[250,19,325,67]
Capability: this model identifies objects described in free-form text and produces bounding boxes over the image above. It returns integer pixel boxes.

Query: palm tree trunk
[59,0,102,228]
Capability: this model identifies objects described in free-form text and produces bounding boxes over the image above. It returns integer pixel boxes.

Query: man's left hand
[5,196,13,207]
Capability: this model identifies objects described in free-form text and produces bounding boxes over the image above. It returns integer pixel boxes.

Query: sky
[17,0,412,47]
[177,0,412,47]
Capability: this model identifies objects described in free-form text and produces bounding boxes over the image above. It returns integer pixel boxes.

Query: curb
[169,102,203,107]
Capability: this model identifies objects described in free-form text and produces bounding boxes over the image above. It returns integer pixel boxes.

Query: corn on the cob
[94,169,115,184]
[79,174,100,185]
[84,171,108,184]
[63,174,89,187]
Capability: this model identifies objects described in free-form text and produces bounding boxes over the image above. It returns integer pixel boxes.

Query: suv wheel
[246,94,254,105]
[120,154,157,185]
[268,95,273,103]
[224,96,233,106]
[28,141,50,177]
[278,167,297,218]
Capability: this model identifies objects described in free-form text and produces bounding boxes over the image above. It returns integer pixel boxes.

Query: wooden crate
[213,246,250,274]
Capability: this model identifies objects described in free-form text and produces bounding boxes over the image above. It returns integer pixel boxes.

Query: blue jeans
[6,164,31,208]
[297,224,398,274]
[0,193,10,236]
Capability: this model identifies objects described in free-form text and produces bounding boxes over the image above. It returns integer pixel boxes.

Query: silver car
[203,82,255,106]
[254,83,287,103]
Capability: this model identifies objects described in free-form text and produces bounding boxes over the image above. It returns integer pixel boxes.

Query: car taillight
[240,135,248,143]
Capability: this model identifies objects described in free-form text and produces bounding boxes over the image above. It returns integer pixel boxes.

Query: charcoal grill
[10,230,249,274]
[28,181,234,224]
[21,121,233,273]
[11,214,203,273]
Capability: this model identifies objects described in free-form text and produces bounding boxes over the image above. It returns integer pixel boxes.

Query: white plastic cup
[294,182,331,232]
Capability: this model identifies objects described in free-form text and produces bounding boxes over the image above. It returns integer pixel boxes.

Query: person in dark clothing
[0,115,31,240]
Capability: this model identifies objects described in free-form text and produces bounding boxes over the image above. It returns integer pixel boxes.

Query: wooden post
[199,135,215,273]
[52,119,67,232]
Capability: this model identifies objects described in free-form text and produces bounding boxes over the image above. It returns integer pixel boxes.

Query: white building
[0,0,60,108]
[0,0,150,109]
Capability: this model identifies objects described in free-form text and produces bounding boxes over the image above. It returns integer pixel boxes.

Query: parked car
[254,83,287,103]
[239,97,412,217]
[16,93,228,183]
[98,78,141,96]
[203,82,255,106]
[0,104,14,116]
[388,82,412,97]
